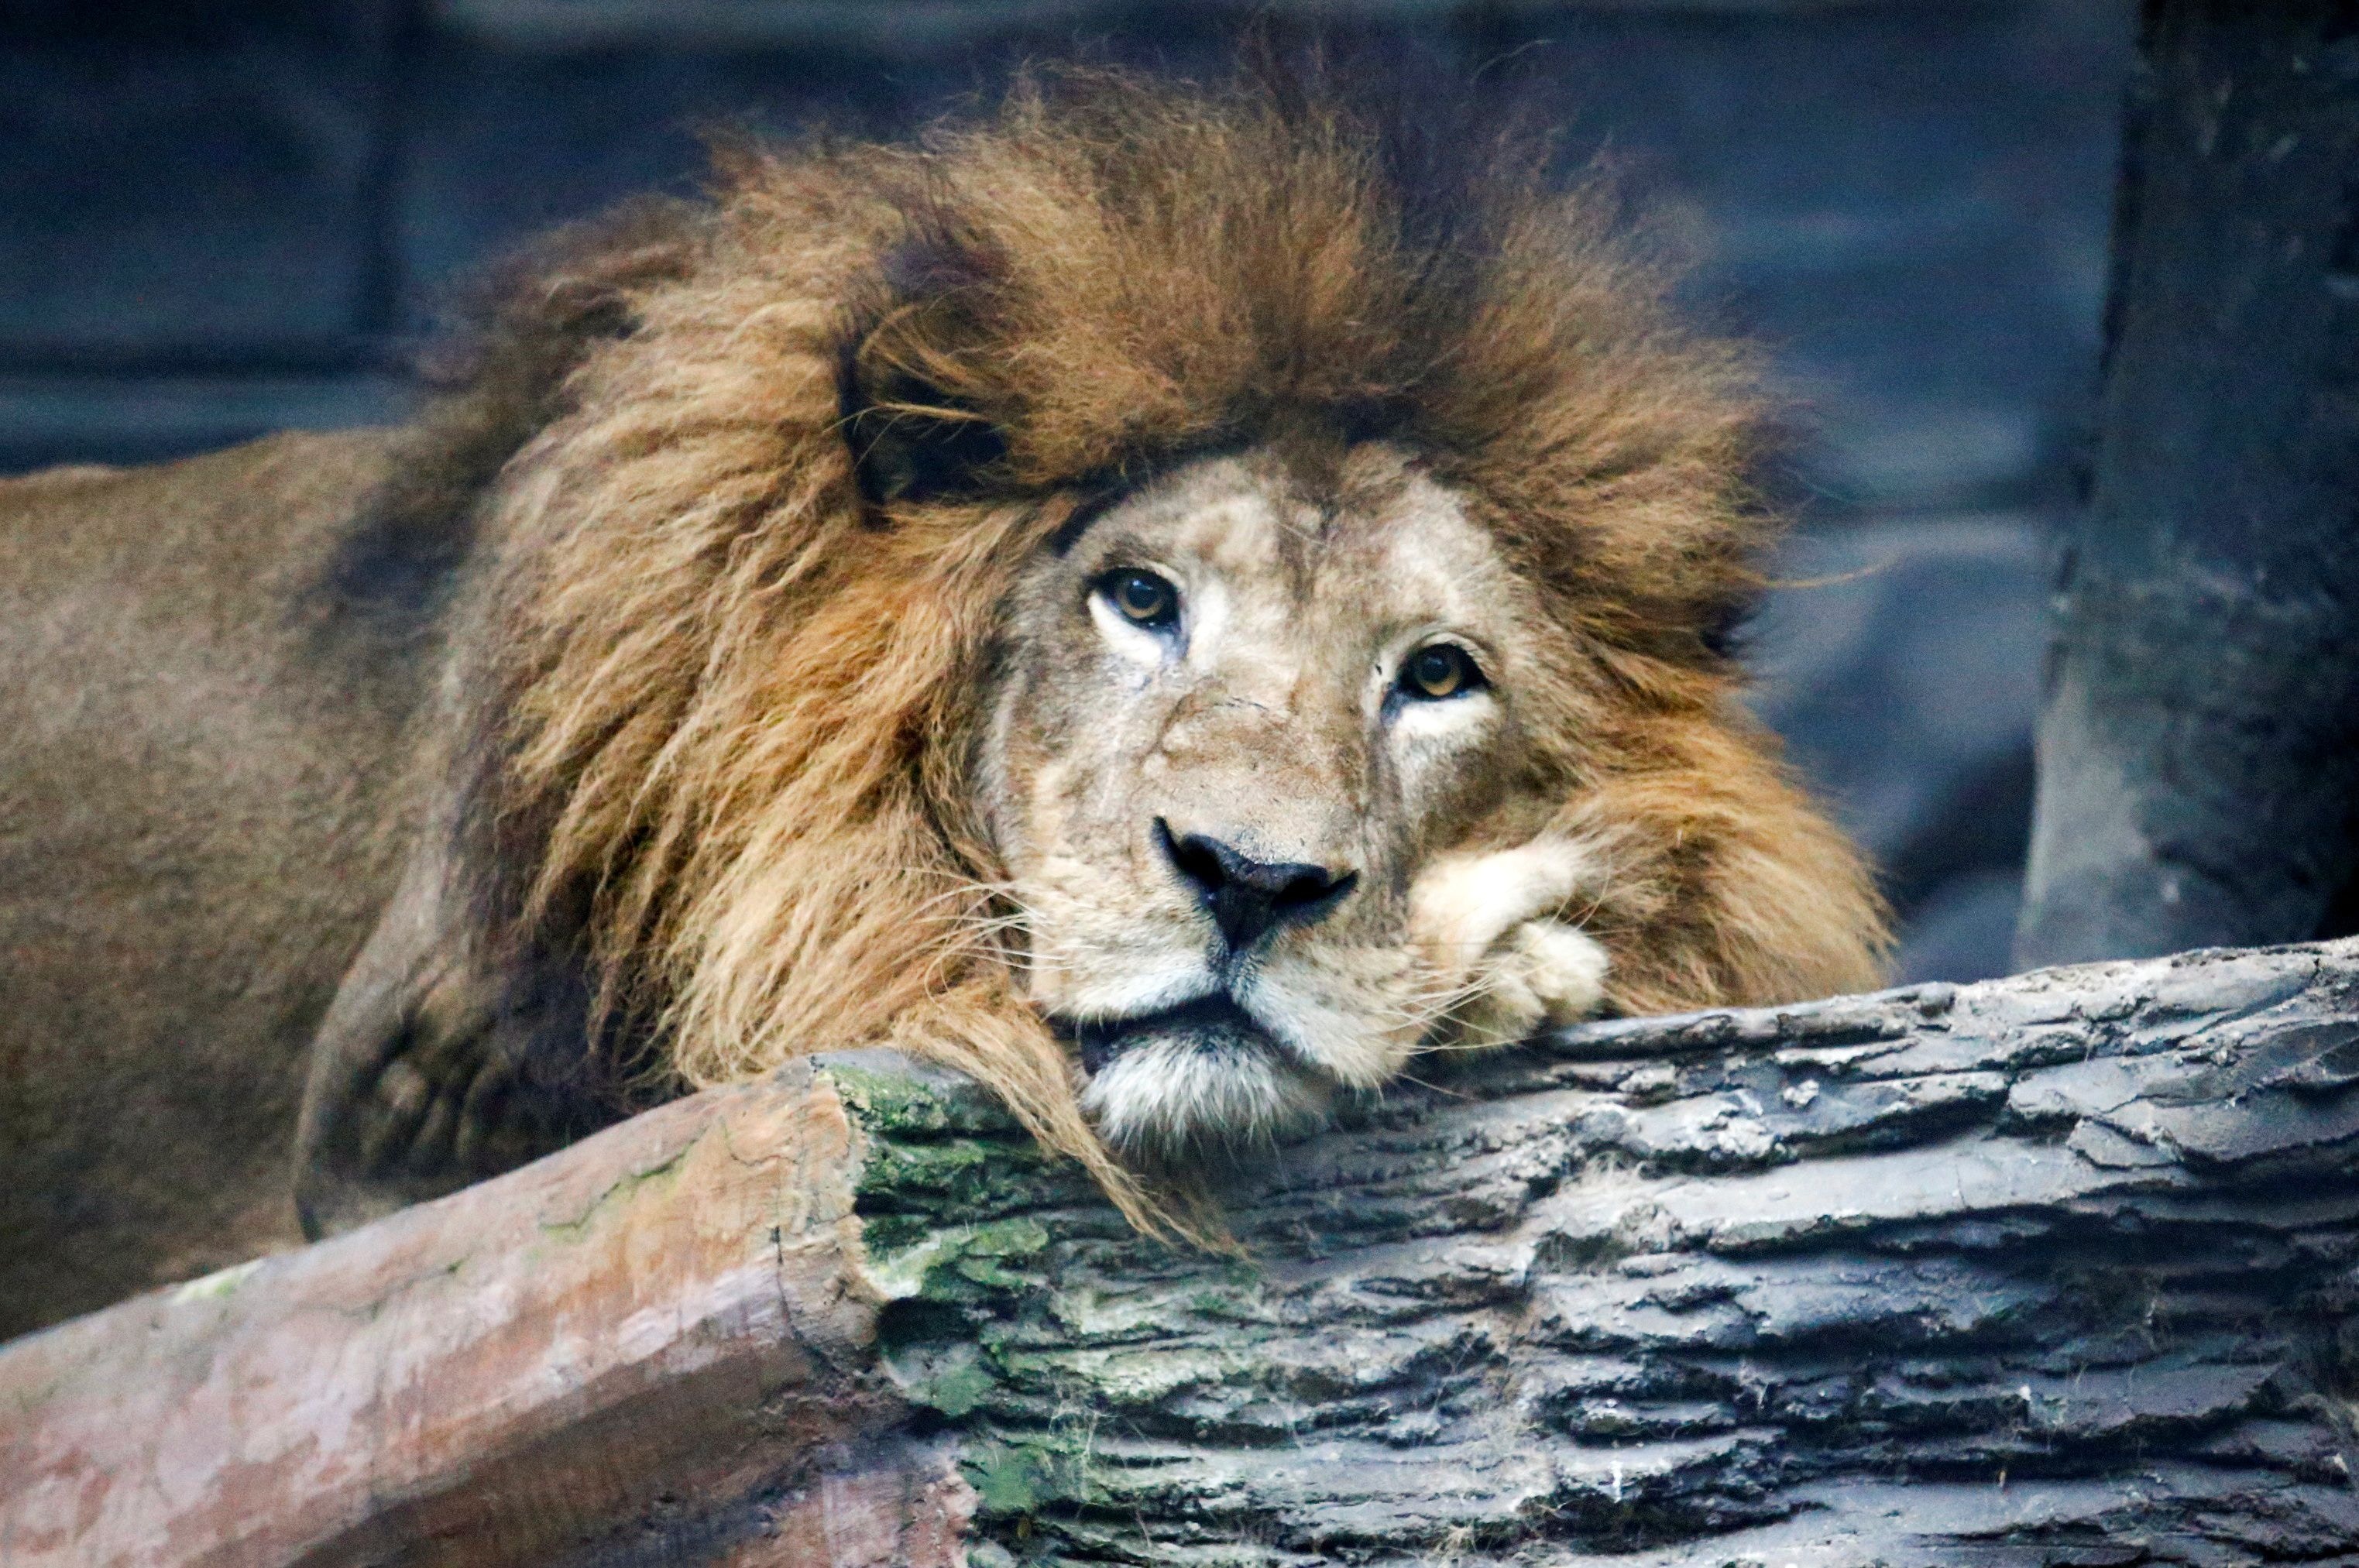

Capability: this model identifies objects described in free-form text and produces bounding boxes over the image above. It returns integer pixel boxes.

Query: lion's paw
[1407,837,1611,1051]
[1454,918,1611,1050]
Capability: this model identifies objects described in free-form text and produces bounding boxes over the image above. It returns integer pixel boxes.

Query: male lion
[0,68,1887,1337]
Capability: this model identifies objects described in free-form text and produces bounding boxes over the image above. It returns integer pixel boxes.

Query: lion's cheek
[1001,759,1113,1011]
[1019,890,1193,1014]
[1015,849,1210,1020]
[1251,948,1423,1090]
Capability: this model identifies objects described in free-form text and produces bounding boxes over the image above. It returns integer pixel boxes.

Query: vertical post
[2017,0,2359,966]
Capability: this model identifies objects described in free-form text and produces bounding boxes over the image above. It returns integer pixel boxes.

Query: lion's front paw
[1454,918,1611,1050]
[1408,837,1612,1052]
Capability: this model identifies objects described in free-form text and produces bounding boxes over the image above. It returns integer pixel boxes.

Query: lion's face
[464,72,1890,1220]
[980,443,1612,1154]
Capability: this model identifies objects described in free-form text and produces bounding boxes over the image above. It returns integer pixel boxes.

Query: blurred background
[0,0,2141,984]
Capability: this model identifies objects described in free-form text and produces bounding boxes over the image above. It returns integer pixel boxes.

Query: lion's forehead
[1088,447,1520,650]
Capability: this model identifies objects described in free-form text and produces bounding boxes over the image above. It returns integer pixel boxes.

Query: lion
[0,67,1887,1337]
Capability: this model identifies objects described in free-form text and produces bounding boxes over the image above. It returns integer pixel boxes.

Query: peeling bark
[0,1066,953,1568]
[6,940,2359,1565]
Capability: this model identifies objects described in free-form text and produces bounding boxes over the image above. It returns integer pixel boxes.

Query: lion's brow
[1046,485,1131,556]
[1047,437,1264,556]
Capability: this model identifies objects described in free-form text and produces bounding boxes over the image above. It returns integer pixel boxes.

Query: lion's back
[0,430,435,1334]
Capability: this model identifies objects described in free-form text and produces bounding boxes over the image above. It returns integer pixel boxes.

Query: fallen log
[6,938,2359,1565]
[0,1066,959,1567]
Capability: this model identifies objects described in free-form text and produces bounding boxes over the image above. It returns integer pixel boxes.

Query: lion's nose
[1154,818,1357,952]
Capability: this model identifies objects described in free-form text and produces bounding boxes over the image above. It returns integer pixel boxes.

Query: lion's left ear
[843,362,1009,508]
[842,240,1011,509]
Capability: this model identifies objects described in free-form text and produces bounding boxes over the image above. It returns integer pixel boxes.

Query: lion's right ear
[842,241,1011,509]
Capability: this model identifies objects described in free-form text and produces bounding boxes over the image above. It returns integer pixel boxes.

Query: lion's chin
[1068,996,1334,1158]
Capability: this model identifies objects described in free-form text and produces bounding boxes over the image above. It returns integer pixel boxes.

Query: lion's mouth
[1056,992,1335,1153]
[1057,993,1279,1076]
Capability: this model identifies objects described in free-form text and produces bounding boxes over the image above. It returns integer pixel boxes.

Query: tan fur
[0,63,1889,1331]
[0,433,422,1332]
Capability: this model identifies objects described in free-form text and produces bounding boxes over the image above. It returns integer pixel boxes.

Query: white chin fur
[1080,1033,1333,1158]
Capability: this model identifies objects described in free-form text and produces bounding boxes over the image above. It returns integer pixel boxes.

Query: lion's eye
[1098,569,1180,630]
[1399,642,1484,701]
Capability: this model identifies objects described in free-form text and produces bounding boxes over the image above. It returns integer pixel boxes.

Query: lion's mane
[390,67,1885,1231]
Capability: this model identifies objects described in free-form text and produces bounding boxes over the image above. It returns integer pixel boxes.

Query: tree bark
[0,1068,963,1568]
[9,938,2359,1564]
[2017,0,2359,967]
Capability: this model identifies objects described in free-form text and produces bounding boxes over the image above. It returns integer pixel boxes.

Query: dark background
[0,0,2141,983]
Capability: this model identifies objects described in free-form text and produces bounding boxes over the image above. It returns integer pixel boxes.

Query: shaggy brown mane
[397,65,1883,1234]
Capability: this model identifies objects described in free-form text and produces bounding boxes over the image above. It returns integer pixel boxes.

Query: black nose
[1154,818,1357,952]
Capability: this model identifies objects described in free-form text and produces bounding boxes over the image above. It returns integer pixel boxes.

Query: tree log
[9,938,2359,1564]
[0,1069,962,1567]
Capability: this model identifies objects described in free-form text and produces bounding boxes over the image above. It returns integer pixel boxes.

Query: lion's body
[0,434,428,1329]
[0,67,1889,1340]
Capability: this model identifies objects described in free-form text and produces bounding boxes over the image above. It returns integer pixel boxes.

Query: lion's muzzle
[1152,818,1358,954]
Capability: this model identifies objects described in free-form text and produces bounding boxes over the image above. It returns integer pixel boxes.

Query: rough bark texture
[2017,0,2359,966]
[7,939,2359,1565]
[853,938,2359,1566]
